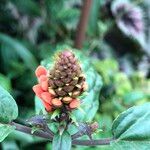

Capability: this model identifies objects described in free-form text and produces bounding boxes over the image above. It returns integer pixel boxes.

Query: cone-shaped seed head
[48,51,86,99]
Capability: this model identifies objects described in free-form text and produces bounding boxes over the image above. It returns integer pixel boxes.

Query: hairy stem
[8,122,114,146]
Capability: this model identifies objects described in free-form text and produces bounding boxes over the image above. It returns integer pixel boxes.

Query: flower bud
[35,66,47,77]
[48,51,86,100]
[41,92,52,104]
[62,97,72,104]
[38,75,47,83]
[52,98,63,108]
[32,84,43,98]
[48,88,56,96]
[69,99,80,109]
[41,80,48,91]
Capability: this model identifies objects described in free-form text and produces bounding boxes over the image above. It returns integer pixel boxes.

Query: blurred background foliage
[0,0,149,149]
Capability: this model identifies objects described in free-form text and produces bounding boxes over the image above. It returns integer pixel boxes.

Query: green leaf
[95,114,113,138]
[51,109,60,120]
[57,8,79,30]
[52,131,72,150]
[72,64,102,122]
[69,113,78,126]
[0,86,18,123]
[100,103,150,149]
[34,96,46,115]
[114,72,132,96]
[104,141,150,150]
[0,73,11,92]
[112,103,150,140]
[123,91,147,104]
[0,124,15,142]
[93,59,119,85]
[2,140,19,150]
[7,130,34,144]
[11,0,40,16]
[0,33,37,70]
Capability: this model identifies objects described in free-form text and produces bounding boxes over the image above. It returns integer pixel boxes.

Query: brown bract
[48,51,87,99]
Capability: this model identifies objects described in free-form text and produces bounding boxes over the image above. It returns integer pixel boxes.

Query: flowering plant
[0,50,150,150]
[33,51,87,114]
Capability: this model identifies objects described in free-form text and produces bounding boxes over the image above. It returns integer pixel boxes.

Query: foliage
[0,0,150,150]
[0,86,18,123]
[0,86,18,142]
[52,131,71,150]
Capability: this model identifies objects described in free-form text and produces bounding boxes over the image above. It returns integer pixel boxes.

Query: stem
[71,130,85,140]
[8,122,114,146]
[72,138,114,146]
[10,122,53,140]
[45,124,54,137]
[74,0,92,49]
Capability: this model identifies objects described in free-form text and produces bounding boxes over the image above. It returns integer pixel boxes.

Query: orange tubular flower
[35,66,47,78]
[38,75,47,83]
[32,51,88,113]
[41,92,53,104]
[42,100,53,112]
[33,65,52,112]
[41,80,48,91]
[32,84,43,98]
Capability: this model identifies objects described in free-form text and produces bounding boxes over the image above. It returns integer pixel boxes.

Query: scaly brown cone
[48,51,87,102]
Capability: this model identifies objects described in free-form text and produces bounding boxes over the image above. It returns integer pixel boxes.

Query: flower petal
[41,80,48,91]
[38,75,48,83]
[32,84,43,98]
[42,101,52,112]
[41,92,52,104]
[35,66,47,77]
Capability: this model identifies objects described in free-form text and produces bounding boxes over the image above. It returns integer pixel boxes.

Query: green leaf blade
[0,33,38,70]
[112,103,150,140]
[108,141,150,150]
[34,96,46,115]
[123,91,147,104]
[0,86,18,123]
[52,131,71,150]
[0,124,15,142]
[0,73,12,92]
